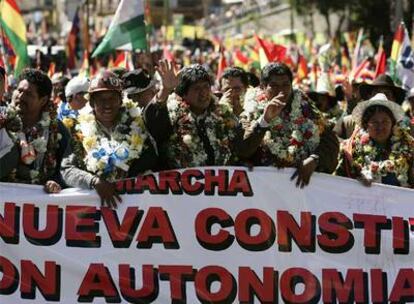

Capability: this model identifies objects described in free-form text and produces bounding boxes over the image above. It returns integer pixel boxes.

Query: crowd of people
[1,57,413,207]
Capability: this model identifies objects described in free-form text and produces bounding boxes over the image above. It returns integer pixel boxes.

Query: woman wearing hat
[335,93,414,188]
[61,71,158,208]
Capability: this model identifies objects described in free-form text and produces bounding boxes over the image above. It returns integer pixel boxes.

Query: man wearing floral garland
[0,68,69,193]
[218,67,249,117]
[146,64,244,169]
[239,62,339,188]
[61,71,159,208]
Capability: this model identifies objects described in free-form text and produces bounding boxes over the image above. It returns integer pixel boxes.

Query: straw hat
[352,93,405,126]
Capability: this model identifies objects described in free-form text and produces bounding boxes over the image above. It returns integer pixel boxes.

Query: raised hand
[264,92,286,123]
[156,59,179,93]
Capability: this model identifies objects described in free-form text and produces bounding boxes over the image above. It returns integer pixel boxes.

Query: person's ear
[39,95,49,110]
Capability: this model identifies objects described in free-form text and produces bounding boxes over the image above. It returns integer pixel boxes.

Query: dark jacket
[0,120,69,186]
[144,96,244,170]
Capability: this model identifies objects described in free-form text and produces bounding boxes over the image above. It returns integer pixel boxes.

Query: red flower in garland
[290,138,303,147]
[360,134,370,145]
[294,117,305,125]
[370,162,379,173]
[303,130,313,139]
[272,124,283,131]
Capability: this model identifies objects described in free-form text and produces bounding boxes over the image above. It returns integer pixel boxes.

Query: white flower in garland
[38,112,51,127]
[182,134,193,146]
[31,137,48,153]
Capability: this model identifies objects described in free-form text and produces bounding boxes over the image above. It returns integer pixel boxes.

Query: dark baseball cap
[122,69,156,95]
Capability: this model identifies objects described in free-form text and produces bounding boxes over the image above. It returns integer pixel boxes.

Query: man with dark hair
[146,64,244,169]
[239,62,339,187]
[219,67,249,116]
[0,68,69,193]
[61,71,159,208]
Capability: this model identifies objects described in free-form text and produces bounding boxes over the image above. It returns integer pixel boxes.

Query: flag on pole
[233,49,249,69]
[296,54,308,81]
[216,45,227,80]
[254,35,270,68]
[66,8,81,70]
[351,58,373,81]
[78,50,90,78]
[351,28,364,70]
[92,0,147,57]
[0,0,29,76]
[374,37,386,78]
[113,51,126,68]
[390,23,414,90]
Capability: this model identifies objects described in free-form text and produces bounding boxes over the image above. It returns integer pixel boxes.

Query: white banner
[1,167,414,303]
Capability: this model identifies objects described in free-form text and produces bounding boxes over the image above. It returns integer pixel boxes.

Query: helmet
[88,71,122,94]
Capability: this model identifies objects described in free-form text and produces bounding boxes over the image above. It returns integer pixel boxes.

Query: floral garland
[58,102,79,131]
[6,102,61,184]
[243,88,325,167]
[166,94,237,168]
[74,99,148,181]
[345,126,414,187]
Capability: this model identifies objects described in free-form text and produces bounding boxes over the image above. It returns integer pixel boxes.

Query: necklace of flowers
[75,99,148,181]
[166,94,237,168]
[350,126,414,187]
[243,88,323,166]
[59,102,79,131]
[7,102,60,184]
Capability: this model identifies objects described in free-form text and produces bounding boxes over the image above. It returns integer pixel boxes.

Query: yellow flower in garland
[130,134,143,148]
[83,136,97,151]
[62,117,74,129]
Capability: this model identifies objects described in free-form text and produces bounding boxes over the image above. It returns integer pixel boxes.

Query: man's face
[221,77,246,100]
[371,87,396,102]
[128,87,156,108]
[263,74,292,103]
[13,79,47,122]
[69,92,88,110]
[183,80,211,114]
[91,91,121,127]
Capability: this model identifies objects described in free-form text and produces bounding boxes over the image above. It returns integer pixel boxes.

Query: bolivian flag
[0,0,29,76]
[92,0,147,57]
[391,23,404,63]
